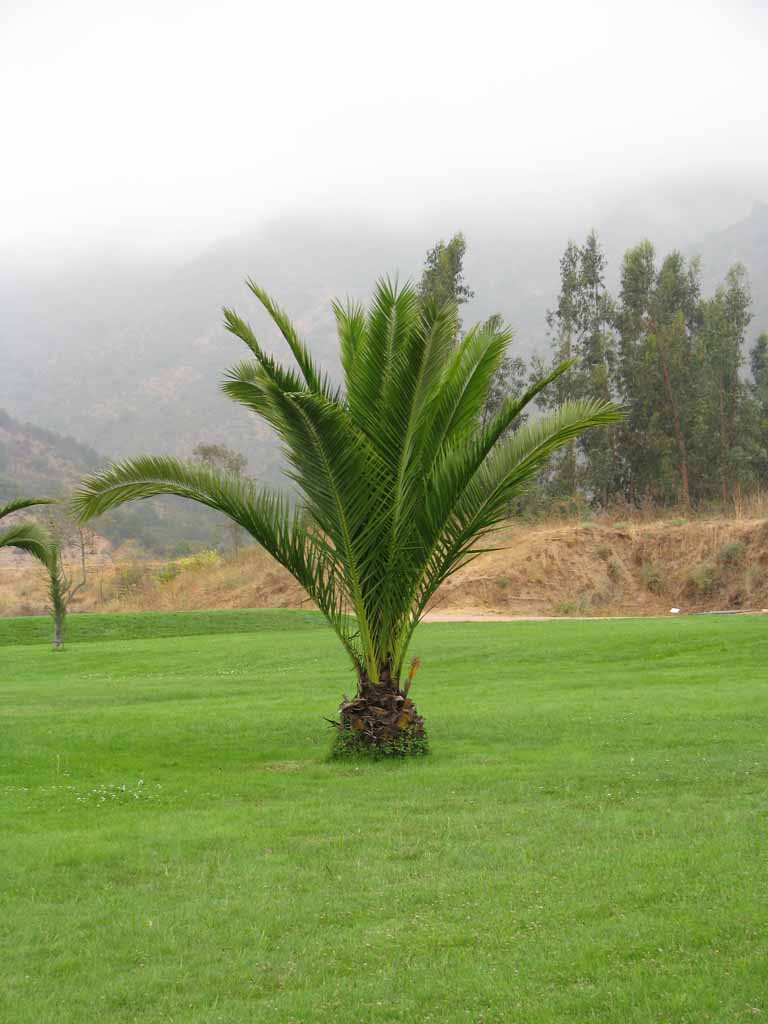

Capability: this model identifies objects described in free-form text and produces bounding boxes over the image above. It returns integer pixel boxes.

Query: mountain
[693,201,768,332]
[0,211,586,477]
[0,409,223,553]
[2,190,767,494]
[0,408,105,498]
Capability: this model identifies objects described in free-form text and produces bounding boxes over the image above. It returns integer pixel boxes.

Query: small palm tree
[0,498,54,566]
[73,279,620,752]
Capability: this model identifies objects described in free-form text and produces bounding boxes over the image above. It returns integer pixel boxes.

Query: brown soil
[4,515,768,619]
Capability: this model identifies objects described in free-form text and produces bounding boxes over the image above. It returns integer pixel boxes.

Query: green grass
[0,607,325,646]
[2,610,766,1023]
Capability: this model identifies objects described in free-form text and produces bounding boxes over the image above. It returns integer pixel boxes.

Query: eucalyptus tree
[73,278,620,754]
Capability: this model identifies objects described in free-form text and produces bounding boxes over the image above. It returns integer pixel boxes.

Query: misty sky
[2,0,767,260]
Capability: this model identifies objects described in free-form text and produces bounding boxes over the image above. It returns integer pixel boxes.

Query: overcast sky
[2,0,766,261]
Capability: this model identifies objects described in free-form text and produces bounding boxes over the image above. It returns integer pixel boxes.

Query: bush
[116,564,146,597]
[178,549,219,571]
[155,562,181,585]
[328,728,429,760]
[640,562,664,595]
[554,600,580,616]
[718,540,747,568]
[606,558,621,583]
[687,562,720,596]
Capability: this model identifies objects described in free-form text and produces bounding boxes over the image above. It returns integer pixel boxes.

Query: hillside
[0,408,104,498]
[3,190,766,487]
[4,514,768,620]
[695,201,768,331]
[0,408,224,553]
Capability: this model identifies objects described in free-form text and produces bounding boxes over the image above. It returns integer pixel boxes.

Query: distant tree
[423,249,528,446]
[615,249,702,507]
[614,246,761,509]
[192,443,248,555]
[748,331,768,483]
[418,232,474,337]
[750,332,768,400]
[695,265,753,503]
[573,231,619,504]
[615,240,657,503]
[0,496,81,649]
[541,232,618,503]
[46,543,87,650]
[43,500,92,649]
[192,443,248,477]
[481,313,528,430]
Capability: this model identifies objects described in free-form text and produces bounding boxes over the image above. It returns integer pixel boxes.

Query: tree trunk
[658,347,690,508]
[331,665,427,756]
[52,609,64,651]
[719,382,729,504]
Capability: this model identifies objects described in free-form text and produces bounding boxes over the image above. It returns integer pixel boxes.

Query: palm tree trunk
[332,665,427,755]
[52,609,65,651]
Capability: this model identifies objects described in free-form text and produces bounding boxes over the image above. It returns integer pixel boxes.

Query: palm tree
[72,279,621,752]
[0,498,54,566]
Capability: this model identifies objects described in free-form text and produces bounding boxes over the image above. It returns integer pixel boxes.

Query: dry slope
[4,515,768,619]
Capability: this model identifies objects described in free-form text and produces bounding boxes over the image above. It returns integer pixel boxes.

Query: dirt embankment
[4,515,768,620]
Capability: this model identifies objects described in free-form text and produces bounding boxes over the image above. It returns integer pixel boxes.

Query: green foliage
[116,564,146,597]
[0,496,55,567]
[687,562,720,596]
[540,232,618,502]
[73,277,620,687]
[328,727,429,760]
[151,548,219,587]
[417,232,474,322]
[45,544,80,650]
[192,443,248,476]
[177,548,219,571]
[154,562,181,584]
[531,232,766,513]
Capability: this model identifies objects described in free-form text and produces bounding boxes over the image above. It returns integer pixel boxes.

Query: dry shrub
[640,562,665,595]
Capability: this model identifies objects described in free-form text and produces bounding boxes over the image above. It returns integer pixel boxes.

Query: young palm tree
[0,498,54,566]
[73,279,621,752]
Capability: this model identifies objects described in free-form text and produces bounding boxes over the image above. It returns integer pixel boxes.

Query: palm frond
[0,497,55,521]
[0,521,55,567]
[73,275,624,686]
[70,456,364,666]
[245,279,332,396]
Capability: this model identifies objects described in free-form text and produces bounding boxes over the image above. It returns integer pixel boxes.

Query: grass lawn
[1,610,766,1023]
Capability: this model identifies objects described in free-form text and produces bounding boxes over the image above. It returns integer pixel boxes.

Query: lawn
[1,610,766,1023]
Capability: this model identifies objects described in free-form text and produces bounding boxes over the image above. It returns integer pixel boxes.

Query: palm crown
[73,279,620,689]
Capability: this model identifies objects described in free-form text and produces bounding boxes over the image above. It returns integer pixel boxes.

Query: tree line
[424,231,768,512]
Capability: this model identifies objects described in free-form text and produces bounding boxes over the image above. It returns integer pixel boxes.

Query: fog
[2,0,766,263]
